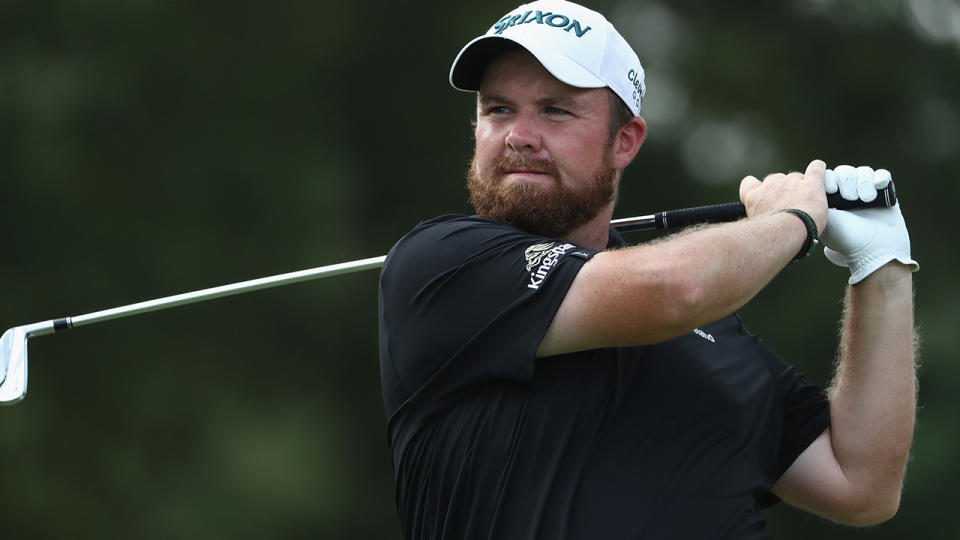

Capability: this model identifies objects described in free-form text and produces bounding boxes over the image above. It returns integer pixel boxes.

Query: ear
[613,116,647,171]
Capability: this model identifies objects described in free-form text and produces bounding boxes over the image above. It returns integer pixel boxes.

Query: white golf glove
[821,165,919,284]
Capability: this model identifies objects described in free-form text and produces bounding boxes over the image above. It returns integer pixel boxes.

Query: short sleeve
[741,314,831,508]
[776,366,831,476]
[378,215,599,417]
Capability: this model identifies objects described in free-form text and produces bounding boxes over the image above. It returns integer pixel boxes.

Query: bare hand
[739,160,829,232]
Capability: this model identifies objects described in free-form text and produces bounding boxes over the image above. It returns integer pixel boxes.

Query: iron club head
[0,326,29,405]
[0,321,56,405]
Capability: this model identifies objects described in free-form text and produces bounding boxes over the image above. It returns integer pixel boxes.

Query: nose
[505,112,542,153]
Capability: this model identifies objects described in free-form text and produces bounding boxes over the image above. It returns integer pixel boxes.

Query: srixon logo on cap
[493,10,593,38]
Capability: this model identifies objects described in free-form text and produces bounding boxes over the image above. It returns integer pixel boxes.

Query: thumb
[822,208,874,252]
[739,175,761,207]
[823,246,850,268]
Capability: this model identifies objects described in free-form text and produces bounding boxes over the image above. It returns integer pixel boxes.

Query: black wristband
[778,208,820,262]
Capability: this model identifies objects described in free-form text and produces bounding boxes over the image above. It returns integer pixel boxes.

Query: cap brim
[450,35,606,92]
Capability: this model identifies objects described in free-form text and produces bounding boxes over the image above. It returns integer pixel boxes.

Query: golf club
[0,181,897,405]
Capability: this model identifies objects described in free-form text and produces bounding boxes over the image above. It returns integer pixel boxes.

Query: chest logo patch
[524,242,556,271]
[524,242,576,290]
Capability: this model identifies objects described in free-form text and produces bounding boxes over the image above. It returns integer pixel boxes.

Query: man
[378,1,918,538]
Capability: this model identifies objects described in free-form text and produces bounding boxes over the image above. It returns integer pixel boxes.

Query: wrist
[854,260,914,288]
[776,208,820,262]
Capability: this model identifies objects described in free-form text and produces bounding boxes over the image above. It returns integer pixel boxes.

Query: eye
[485,105,512,115]
[545,106,571,116]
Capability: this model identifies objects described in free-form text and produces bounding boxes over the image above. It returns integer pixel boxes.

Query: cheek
[473,126,503,168]
[474,122,500,145]
[555,137,606,177]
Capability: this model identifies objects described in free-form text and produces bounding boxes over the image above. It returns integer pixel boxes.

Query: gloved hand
[821,165,919,284]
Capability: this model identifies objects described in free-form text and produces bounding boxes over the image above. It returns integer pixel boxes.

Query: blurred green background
[1,0,957,538]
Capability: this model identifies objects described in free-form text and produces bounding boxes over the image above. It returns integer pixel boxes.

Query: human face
[468,49,618,239]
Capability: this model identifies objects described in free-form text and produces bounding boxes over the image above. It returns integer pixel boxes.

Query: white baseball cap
[449,0,645,115]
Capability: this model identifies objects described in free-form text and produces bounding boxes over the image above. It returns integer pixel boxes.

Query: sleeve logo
[524,242,576,290]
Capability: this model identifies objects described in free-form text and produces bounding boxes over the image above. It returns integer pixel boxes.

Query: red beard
[467,150,617,239]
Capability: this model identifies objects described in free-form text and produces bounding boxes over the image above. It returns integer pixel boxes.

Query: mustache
[491,155,561,181]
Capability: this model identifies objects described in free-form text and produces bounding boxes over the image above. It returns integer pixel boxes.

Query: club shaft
[62,210,691,331]
[61,256,387,330]
[48,212,674,334]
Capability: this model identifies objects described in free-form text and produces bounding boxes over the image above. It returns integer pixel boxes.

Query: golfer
[378,1,918,538]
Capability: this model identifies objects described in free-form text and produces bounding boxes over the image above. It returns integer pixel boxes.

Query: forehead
[478,48,606,104]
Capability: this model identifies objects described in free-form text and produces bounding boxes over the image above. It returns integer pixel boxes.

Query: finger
[763,173,785,183]
[874,168,892,190]
[834,164,858,201]
[856,165,878,203]
[824,168,839,194]
[739,175,761,202]
[805,159,826,182]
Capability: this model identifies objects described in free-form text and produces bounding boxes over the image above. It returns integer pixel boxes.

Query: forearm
[546,210,808,351]
[647,210,808,330]
[828,262,916,506]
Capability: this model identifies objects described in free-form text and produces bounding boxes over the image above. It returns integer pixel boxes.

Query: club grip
[655,202,745,229]
[827,181,897,210]
[655,180,897,230]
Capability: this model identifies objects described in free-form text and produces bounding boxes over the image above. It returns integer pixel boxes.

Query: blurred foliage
[1,0,957,538]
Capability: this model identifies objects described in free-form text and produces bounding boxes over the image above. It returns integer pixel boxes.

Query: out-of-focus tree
[0,0,956,538]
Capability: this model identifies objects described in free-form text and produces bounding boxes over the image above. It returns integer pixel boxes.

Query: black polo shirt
[378,215,830,540]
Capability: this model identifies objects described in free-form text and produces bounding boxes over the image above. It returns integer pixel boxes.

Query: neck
[562,202,615,250]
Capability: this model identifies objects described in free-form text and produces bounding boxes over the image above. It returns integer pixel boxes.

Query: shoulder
[383,214,563,278]
[381,214,598,300]
[394,214,530,250]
